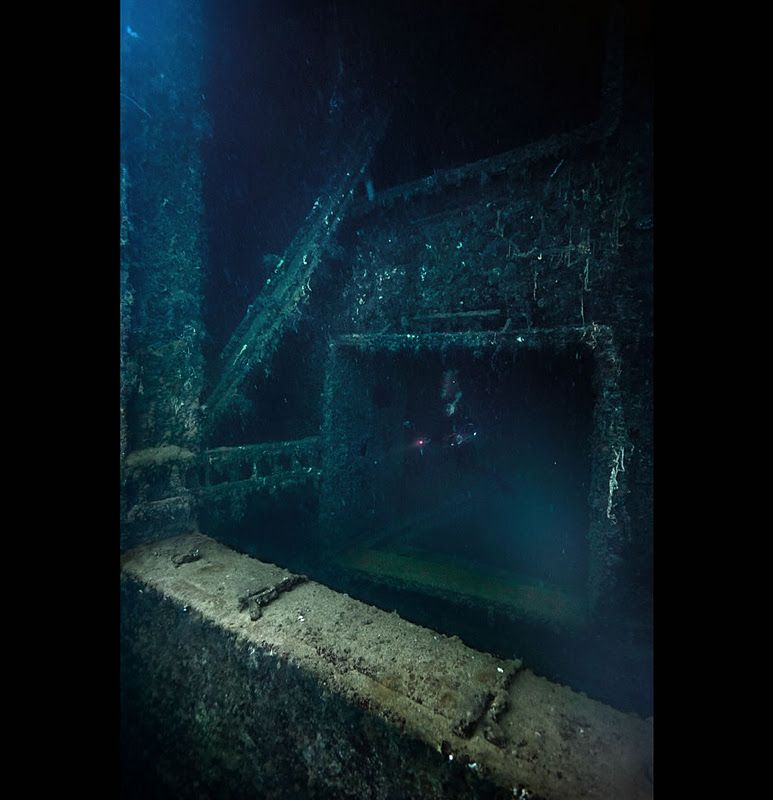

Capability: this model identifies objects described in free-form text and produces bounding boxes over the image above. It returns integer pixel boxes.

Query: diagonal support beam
[203,110,389,435]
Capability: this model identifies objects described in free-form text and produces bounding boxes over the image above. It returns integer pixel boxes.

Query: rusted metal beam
[203,110,389,435]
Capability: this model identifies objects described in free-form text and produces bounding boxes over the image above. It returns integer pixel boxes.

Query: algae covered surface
[122,534,652,799]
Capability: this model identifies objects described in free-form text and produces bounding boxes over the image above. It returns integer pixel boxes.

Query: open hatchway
[344,343,592,601]
[319,327,628,619]
[318,327,647,713]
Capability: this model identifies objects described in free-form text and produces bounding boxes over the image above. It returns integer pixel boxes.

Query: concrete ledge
[121,533,652,799]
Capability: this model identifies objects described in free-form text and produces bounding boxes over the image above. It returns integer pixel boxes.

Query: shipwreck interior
[120,0,653,797]
[321,339,596,595]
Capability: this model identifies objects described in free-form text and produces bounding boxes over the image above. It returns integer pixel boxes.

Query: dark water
[394,348,595,595]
